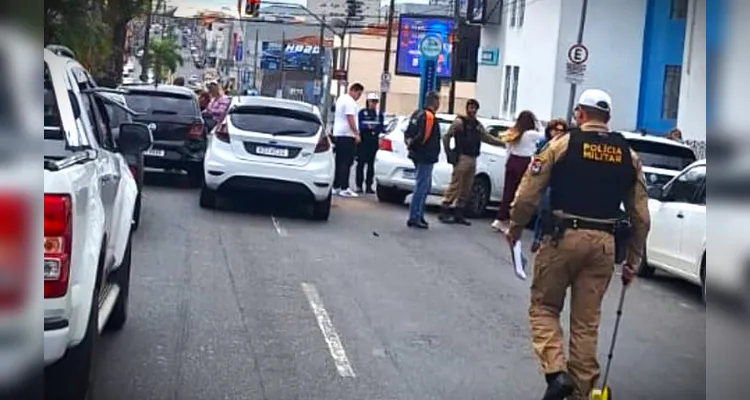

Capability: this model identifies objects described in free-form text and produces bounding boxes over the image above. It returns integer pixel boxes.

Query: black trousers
[333,136,356,190]
[355,140,378,189]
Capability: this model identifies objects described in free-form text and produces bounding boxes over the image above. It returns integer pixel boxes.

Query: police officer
[504,89,651,400]
[355,93,385,193]
[439,99,505,225]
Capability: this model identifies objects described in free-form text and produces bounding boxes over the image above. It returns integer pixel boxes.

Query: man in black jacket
[404,91,442,229]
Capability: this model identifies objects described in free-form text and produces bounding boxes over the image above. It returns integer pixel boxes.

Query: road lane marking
[270,215,287,237]
[301,282,356,378]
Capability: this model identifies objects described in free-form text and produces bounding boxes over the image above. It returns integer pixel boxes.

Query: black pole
[140,0,154,82]
[318,16,326,108]
[379,0,396,115]
[253,28,259,89]
[566,0,589,123]
[447,0,460,113]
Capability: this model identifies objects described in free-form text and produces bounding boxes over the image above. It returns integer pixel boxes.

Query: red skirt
[497,154,532,221]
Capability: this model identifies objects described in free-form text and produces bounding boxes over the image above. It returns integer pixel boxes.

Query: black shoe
[407,219,429,229]
[355,187,364,194]
[438,205,455,223]
[420,218,429,227]
[453,209,472,226]
[365,186,375,194]
[541,372,575,400]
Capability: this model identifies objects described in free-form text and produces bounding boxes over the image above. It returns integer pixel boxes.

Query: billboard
[395,15,455,78]
[260,42,325,72]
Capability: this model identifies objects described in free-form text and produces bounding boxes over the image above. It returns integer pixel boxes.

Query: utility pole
[566,0,589,122]
[253,28,259,90]
[280,30,287,98]
[317,16,326,108]
[447,0,461,114]
[379,0,396,115]
[140,0,154,82]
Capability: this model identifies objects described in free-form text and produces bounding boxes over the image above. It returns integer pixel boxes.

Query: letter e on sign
[567,44,589,65]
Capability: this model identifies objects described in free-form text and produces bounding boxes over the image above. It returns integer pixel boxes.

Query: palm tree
[148,37,183,83]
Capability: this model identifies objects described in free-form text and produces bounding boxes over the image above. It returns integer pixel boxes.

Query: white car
[619,131,697,187]
[201,96,335,220]
[639,160,706,301]
[43,48,151,398]
[374,114,514,216]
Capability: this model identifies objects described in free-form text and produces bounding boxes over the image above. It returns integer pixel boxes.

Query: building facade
[475,0,707,145]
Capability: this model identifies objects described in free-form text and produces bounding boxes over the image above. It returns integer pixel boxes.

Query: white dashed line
[301,282,356,378]
[270,215,287,237]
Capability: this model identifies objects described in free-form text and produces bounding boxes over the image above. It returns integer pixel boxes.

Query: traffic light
[345,0,364,20]
[244,0,260,17]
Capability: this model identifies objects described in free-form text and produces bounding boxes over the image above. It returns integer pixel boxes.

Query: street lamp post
[379,0,396,114]
[140,0,154,82]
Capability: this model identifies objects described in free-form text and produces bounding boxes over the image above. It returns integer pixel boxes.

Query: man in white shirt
[331,82,364,197]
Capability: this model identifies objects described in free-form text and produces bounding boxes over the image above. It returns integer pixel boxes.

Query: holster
[614,215,632,264]
[539,211,565,246]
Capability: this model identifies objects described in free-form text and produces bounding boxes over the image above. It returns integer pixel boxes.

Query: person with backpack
[438,99,505,225]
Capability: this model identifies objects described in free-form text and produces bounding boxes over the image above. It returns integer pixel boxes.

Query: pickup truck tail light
[314,134,331,153]
[187,123,204,140]
[215,122,230,143]
[44,194,72,299]
[379,137,393,152]
[0,194,29,309]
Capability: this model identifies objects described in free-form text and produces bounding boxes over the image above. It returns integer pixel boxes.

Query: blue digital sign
[260,42,325,73]
[395,15,455,78]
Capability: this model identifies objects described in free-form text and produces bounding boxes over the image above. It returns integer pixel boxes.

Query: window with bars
[518,0,526,26]
[670,0,688,20]
[510,66,520,115]
[509,0,518,27]
[661,65,682,120]
[502,65,512,113]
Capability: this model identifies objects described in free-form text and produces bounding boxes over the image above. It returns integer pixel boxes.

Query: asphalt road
[92,173,706,400]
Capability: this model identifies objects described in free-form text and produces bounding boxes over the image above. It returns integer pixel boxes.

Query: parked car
[44,48,152,399]
[120,84,207,186]
[374,114,514,216]
[639,160,706,302]
[619,131,697,187]
[201,96,334,220]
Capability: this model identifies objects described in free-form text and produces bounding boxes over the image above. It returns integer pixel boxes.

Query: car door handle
[676,211,684,219]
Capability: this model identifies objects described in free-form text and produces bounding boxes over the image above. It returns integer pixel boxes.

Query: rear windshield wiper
[271,129,312,136]
[150,109,179,115]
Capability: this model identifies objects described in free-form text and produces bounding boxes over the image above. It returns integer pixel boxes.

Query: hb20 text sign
[565,43,589,84]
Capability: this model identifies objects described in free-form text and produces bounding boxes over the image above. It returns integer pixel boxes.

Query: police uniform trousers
[442,154,477,208]
[529,228,615,399]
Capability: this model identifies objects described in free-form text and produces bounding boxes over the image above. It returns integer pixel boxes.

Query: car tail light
[187,123,204,140]
[44,194,72,299]
[129,165,138,178]
[215,122,230,143]
[314,134,331,153]
[379,137,393,152]
[0,194,29,309]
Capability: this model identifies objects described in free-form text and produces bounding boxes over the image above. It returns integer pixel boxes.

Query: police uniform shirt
[507,121,651,267]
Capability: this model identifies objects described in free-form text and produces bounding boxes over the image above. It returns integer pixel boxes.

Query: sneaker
[339,188,359,198]
[491,219,506,231]
[407,219,429,229]
[332,188,341,196]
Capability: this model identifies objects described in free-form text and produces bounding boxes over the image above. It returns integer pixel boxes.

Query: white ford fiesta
[200,96,335,220]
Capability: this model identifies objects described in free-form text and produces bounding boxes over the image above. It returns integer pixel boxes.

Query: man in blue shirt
[356,93,385,193]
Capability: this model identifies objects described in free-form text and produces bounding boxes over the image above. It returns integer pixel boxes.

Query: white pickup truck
[44,48,152,399]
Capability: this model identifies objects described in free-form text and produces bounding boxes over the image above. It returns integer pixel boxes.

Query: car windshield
[124,92,198,116]
[229,106,321,137]
[627,140,696,171]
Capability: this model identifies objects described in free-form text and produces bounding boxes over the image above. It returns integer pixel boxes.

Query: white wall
[676,0,706,142]
[715,0,749,137]
[551,0,647,130]
[475,25,505,119]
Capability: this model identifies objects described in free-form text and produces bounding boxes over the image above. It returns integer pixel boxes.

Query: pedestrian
[529,118,569,253]
[438,98,505,225]
[197,90,211,112]
[666,128,683,142]
[173,76,185,86]
[491,110,543,231]
[404,91,442,229]
[331,82,364,197]
[204,80,230,123]
[355,93,385,194]
[504,89,651,400]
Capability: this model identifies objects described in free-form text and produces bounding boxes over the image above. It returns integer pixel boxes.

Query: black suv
[120,84,206,186]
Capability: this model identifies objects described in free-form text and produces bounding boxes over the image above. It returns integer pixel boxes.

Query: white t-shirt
[508,129,544,157]
[332,94,359,137]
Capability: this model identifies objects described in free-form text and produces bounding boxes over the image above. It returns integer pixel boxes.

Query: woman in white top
[492,110,543,230]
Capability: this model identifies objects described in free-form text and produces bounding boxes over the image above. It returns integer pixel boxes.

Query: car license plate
[144,148,165,157]
[256,146,289,158]
[402,169,416,180]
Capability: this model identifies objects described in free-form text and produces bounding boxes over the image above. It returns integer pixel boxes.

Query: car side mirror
[647,185,665,200]
[117,123,153,153]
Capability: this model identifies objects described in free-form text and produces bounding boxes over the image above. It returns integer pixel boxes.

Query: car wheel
[637,246,656,278]
[466,176,490,218]
[132,193,142,231]
[311,192,332,221]
[45,273,100,400]
[188,166,204,188]
[376,184,408,205]
[105,234,132,332]
[199,184,217,209]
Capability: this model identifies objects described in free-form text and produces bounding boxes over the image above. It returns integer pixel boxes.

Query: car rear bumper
[204,146,334,202]
[43,320,70,366]
[144,142,205,171]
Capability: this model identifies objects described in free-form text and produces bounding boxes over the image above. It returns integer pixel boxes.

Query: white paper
[511,241,528,280]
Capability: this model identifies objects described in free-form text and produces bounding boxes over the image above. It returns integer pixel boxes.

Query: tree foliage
[148,38,183,83]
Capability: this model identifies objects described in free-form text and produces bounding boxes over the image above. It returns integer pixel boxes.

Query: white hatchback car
[619,131,697,187]
[374,114,514,217]
[200,96,335,220]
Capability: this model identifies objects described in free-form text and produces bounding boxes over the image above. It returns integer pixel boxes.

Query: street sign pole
[566,0,589,123]
[418,35,443,109]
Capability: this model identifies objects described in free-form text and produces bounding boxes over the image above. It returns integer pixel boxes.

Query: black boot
[453,208,472,226]
[541,372,575,400]
[438,204,454,223]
